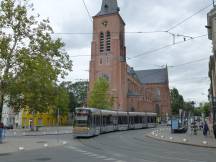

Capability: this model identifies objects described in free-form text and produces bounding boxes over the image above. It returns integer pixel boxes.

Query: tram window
[103,116,108,126]
[123,116,127,124]
[96,115,100,126]
[118,116,122,124]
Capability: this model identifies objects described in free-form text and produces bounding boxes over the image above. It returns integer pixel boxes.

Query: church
[89,0,171,120]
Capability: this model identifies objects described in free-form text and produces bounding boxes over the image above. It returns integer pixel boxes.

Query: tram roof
[146,112,157,116]
[128,112,146,116]
[101,109,118,116]
[75,107,100,113]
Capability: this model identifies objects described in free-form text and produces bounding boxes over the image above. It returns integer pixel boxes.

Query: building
[207,6,216,137]
[21,109,68,128]
[89,0,171,119]
[1,98,68,128]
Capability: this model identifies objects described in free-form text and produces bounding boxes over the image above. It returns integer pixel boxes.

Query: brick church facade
[89,0,171,119]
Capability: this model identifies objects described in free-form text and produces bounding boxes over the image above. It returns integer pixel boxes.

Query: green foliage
[88,78,113,109]
[52,85,70,116]
[170,88,184,115]
[61,81,88,112]
[198,102,210,117]
[0,0,72,118]
[193,108,202,116]
[184,102,194,113]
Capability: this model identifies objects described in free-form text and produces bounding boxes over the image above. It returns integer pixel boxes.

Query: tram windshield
[75,109,90,127]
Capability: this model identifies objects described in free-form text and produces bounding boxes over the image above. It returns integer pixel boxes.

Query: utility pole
[213,0,215,7]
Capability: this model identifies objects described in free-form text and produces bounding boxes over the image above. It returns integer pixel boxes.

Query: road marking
[65,145,127,162]
[104,158,116,161]
[95,155,107,159]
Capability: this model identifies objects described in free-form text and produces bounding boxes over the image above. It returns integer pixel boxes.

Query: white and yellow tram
[73,107,157,137]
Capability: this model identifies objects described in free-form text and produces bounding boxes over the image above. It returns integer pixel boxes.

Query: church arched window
[106,31,111,51]
[100,32,104,53]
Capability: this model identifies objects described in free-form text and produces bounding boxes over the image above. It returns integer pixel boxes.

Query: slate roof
[96,0,120,16]
[135,68,168,84]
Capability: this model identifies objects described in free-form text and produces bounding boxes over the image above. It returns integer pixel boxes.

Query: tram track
[74,129,213,162]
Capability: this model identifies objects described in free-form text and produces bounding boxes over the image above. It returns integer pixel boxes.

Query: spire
[96,0,120,16]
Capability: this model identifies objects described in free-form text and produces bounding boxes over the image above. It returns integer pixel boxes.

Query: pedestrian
[203,121,209,137]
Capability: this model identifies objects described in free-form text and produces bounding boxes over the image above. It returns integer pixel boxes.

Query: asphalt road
[0,129,216,162]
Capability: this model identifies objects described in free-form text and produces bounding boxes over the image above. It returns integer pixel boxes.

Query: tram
[73,107,157,137]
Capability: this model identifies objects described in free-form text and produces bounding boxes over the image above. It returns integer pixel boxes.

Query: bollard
[161,135,164,139]
[44,143,48,148]
[169,137,173,140]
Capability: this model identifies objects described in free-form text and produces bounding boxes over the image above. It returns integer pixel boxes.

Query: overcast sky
[30,0,213,104]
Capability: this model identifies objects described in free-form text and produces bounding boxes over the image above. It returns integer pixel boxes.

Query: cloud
[30,0,213,103]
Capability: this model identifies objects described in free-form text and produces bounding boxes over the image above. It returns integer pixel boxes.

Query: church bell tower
[89,0,127,110]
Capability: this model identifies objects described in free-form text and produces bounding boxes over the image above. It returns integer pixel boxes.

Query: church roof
[96,0,120,16]
[135,68,168,84]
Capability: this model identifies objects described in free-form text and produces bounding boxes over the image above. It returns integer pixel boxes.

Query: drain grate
[0,153,12,156]
[36,141,47,144]
[35,157,51,161]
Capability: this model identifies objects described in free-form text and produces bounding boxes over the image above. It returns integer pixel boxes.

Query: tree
[52,84,70,116]
[61,81,88,112]
[170,88,184,115]
[184,101,194,113]
[0,0,72,120]
[88,78,113,109]
[198,102,210,117]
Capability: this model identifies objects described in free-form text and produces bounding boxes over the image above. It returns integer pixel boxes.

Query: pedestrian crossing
[65,146,126,162]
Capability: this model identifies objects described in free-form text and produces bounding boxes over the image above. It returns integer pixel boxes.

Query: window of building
[155,104,160,114]
[155,88,161,100]
[101,74,109,81]
[100,57,103,64]
[100,32,104,52]
[106,31,111,51]
[98,72,110,82]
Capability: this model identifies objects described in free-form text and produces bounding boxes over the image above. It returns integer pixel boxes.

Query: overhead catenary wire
[68,33,208,60]
[127,33,208,60]
[52,31,167,35]
[53,2,212,36]
[133,57,209,69]
[166,3,212,31]
[82,0,93,22]
[169,57,209,68]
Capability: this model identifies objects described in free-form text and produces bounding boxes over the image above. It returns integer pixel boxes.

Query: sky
[30,0,214,104]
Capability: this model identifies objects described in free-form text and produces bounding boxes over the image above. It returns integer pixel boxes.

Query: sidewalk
[4,126,73,137]
[147,126,216,148]
[0,136,67,154]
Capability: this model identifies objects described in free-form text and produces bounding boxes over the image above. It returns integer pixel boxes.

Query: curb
[146,134,216,149]
[23,132,73,137]
[5,132,73,137]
